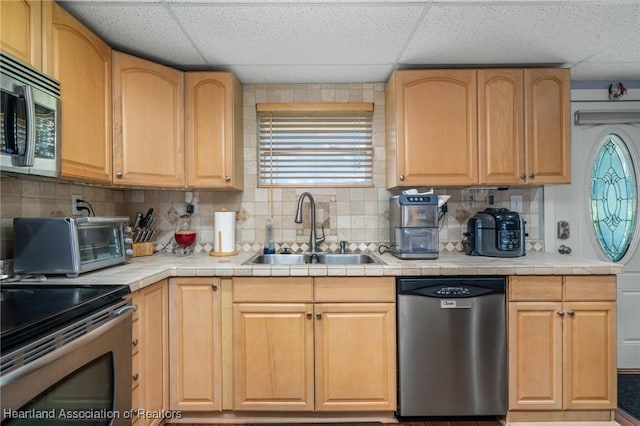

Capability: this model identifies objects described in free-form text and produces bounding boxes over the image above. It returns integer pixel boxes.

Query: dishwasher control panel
[436,286,471,296]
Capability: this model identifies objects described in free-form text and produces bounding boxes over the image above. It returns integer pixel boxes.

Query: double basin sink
[244,252,384,265]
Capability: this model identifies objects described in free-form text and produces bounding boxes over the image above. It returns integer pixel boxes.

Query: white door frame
[545,86,640,368]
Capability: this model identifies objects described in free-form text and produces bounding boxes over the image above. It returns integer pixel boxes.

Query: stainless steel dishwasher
[396,276,507,418]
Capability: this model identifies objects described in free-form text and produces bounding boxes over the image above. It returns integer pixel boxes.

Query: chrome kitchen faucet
[295,192,325,253]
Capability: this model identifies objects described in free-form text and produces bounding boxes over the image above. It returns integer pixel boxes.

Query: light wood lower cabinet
[508,275,616,416]
[131,280,169,426]
[232,277,396,412]
[169,277,222,412]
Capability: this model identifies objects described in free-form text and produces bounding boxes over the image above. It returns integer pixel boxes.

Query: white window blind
[257,103,374,187]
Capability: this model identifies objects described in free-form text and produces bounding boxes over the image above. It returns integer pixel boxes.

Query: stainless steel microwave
[1,53,61,177]
[13,217,132,277]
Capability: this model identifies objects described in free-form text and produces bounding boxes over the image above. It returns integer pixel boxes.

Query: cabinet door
[478,69,525,185]
[51,4,112,182]
[169,278,222,411]
[233,303,314,411]
[508,301,563,410]
[0,0,42,69]
[185,72,243,189]
[314,303,396,411]
[524,68,571,184]
[391,69,477,187]
[113,51,184,187]
[136,280,169,426]
[563,301,617,410]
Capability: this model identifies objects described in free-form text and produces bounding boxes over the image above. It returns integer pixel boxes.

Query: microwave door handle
[2,93,17,154]
[14,85,35,167]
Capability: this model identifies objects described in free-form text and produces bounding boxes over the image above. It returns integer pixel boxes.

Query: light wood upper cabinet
[169,278,222,412]
[112,51,185,187]
[508,275,616,413]
[50,3,112,182]
[185,72,243,189]
[386,69,478,187]
[524,68,571,184]
[387,68,570,188]
[478,69,525,185]
[0,0,43,70]
[131,280,169,426]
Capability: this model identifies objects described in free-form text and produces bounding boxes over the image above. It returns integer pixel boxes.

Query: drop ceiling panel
[400,3,638,65]
[169,3,425,65]
[232,64,394,83]
[58,2,206,66]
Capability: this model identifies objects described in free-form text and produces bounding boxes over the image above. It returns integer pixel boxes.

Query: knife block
[132,242,154,257]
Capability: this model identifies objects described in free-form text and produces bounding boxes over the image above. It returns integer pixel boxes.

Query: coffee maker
[389,194,439,259]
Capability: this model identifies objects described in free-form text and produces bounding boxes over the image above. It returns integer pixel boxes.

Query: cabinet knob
[528,173,535,179]
[557,311,565,317]
[132,339,139,347]
[116,171,123,178]
[399,175,405,181]
[211,284,218,291]
[225,176,231,182]
[316,312,322,320]
[132,373,139,381]
[306,312,313,319]
[520,173,527,180]
[567,311,575,317]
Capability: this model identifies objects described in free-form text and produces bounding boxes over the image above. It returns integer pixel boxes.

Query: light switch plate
[510,195,523,213]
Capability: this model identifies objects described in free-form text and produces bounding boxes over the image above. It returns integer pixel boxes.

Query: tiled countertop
[23,251,623,292]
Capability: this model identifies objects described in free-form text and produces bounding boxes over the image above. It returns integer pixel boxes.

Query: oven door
[1,304,133,425]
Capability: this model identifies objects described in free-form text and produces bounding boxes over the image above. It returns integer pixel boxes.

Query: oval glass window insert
[590,133,638,262]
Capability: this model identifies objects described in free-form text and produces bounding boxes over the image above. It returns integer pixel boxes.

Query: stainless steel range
[1,284,134,425]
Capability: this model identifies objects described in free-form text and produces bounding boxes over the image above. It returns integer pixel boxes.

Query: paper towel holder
[210,208,238,257]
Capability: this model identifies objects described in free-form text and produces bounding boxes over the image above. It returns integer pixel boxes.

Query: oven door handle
[114,305,137,317]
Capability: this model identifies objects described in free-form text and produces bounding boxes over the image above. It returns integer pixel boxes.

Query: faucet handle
[339,241,348,254]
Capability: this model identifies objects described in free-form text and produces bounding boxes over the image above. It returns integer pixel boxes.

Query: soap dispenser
[263,218,275,254]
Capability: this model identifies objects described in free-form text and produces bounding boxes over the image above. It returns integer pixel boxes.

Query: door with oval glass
[546,98,640,368]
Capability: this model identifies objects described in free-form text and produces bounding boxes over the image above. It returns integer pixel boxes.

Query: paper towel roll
[213,210,237,255]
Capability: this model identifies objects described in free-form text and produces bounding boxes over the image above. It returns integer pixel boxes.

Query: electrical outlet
[71,194,82,215]
[510,195,523,213]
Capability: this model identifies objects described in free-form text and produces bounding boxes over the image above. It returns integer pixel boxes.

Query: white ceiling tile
[169,4,424,65]
[400,3,639,65]
[231,64,394,84]
[58,2,206,66]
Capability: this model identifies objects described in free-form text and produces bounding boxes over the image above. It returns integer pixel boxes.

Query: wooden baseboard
[507,410,615,422]
[165,412,397,425]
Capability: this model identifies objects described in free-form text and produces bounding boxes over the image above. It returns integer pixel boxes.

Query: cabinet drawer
[233,277,313,302]
[314,277,395,302]
[509,276,562,301]
[564,275,616,301]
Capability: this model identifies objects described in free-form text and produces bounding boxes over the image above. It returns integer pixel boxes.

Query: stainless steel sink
[244,253,384,265]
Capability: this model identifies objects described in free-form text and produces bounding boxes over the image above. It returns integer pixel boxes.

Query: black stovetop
[0,284,130,353]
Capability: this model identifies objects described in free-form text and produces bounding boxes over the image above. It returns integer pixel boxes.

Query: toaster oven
[13,217,132,277]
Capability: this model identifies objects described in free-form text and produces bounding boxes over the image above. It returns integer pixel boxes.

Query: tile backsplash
[0,82,543,263]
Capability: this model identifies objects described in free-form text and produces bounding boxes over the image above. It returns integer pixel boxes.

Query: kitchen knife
[140,208,154,228]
